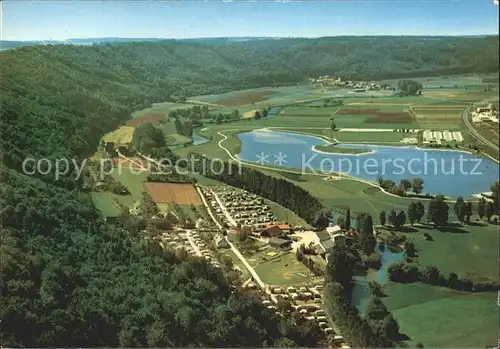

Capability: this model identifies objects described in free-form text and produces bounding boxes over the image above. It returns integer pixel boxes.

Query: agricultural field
[411,104,465,130]
[335,106,416,128]
[383,282,498,347]
[144,182,201,205]
[476,122,500,147]
[102,126,135,145]
[333,132,409,143]
[280,106,339,117]
[126,112,166,127]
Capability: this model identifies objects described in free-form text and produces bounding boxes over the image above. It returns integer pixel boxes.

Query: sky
[1,0,499,41]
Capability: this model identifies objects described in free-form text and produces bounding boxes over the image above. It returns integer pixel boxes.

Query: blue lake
[237,130,499,198]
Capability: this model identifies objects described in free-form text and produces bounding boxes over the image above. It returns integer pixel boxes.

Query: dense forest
[1,36,499,347]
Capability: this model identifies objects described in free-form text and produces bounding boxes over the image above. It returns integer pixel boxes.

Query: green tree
[313,209,331,230]
[408,202,418,226]
[326,245,360,288]
[356,213,373,236]
[491,181,500,211]
[366,296,389,321]
[344,208,351,230]
[465,201,473,223]
[381,314,400,340]
[447,272,459,289]
[454,197,467,223]
[400,179,412,192]
[388,209,397,228]
[415,202,425,223]
[485,201,495,222]
[379,211,386,226]
[397,79,423,96]
[477,198,486,221]
[361,234,377,255]
[422,265,441,284]
[368,280,384,297]
[427,195,449,227]
[411,178,424,195]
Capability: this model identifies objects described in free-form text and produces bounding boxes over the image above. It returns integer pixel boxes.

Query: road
[461,101,499,154]
[195,185,224,231]
[185,230,203,257]
[210,189,237,227]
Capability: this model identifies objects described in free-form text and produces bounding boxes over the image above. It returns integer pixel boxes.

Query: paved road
[195,185,224,231]
[210,189,237,227]
[461,101,499,153]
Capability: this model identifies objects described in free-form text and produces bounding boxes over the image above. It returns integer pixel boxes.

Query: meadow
[383,282,498,347]
[253,251,314,286]
[394,222,498,280]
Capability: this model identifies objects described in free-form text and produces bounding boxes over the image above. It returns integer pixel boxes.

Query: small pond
[351,243,406,313]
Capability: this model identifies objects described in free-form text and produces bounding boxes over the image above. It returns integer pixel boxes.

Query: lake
[237,130,499,198]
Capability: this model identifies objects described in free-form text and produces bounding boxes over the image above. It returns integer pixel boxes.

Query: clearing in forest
[102,126,135,145]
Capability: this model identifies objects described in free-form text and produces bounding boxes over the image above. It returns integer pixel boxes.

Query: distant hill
[0,36,276,50]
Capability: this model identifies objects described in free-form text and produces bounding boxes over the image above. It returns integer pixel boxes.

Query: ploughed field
[144,182,202,205]
[215,90,275,106]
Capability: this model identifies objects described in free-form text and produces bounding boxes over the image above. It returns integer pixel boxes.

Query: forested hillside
[2,36,498,169]
[0,36,498,347]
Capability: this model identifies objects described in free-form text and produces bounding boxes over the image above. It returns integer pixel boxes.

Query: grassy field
[264,199,312,229]
[102,126,135,145]
[393,221,498,280]
[91,192,124,217]
[155,122,192,146]
[220,249,251,280]
[253,251,314,286]
[383,282,498,347]
[110,168,148,200]
[157,203,204,222]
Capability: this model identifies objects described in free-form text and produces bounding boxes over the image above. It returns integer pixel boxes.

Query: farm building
[316,231,331,242]
[326,225,342,234]
[268,237,293,251]
[262,223,290,234]
[331,233,347,247]
[260,225,284,238]
[452,131,464,142]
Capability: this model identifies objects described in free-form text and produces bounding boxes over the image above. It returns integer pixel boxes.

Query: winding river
[237,130,499,198]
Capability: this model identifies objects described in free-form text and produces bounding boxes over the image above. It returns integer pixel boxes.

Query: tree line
[323,245,404,347]
[388,262,498,292]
